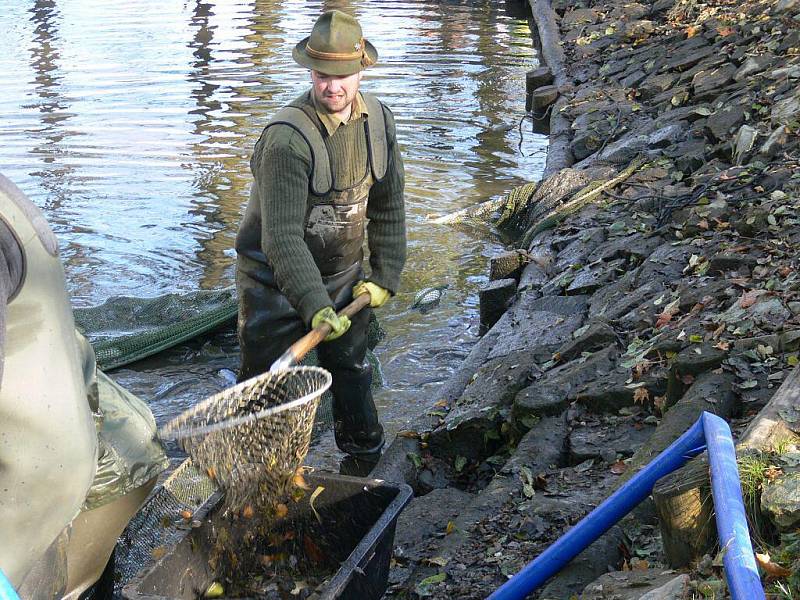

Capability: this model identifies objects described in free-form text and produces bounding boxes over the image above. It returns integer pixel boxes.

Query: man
[0,173,168,596]
[235,10,406,468]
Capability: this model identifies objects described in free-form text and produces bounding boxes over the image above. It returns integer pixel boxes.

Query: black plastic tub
[122,472,412,600]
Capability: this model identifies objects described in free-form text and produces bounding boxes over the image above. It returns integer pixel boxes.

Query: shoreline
[380,0,800,597]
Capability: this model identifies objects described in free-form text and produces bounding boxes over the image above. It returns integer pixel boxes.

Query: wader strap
[362,93,388,183]
[264,95,389,194]
[266,107,333,196]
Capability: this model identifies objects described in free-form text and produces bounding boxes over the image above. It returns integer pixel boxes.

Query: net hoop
[159,366,332,441]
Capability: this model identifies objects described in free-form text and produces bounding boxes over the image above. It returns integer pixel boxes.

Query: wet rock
[732,124,759,165]
[638,73,679,100]
[518,262,549,291]
[555,319,618,363]
[562,7,601,25]
[771,90,800,126]
[622,20,655,41]
[538,525,627,600]
[621,69,648,88]
[570,109,630,161]
[395,487,474,561]
[576,367,666,413]
[486,294,588,361]
[734,54,776,80]
[662,44,715,72]
[566,259,627,295]
[489,250,526,282]
[708,252,757,274]
[761,469,800,532]
[639,574,691,600]
[751,297,792,331]
[553,228,608,272]
[637,243,695,286]
[589,276,665,323]
[582,570,690,600]
[776,0,799,11]
[704,105,746,142]
[610,2,648,20]
[569,417,655,463]
[667,137,707,174]
[514,345,619,420]
[691,63,737,98]
[759,125,791,158]
[373,434,421,490]
[596,233,664,263]
[479,278,517,335]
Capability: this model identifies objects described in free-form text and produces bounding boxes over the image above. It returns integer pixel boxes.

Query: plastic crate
[122,472,412,600]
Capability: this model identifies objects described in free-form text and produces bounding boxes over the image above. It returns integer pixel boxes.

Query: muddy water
[0,0,546,463]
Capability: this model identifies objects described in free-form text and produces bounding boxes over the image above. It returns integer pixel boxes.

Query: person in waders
[0,173,168,598]
[234,10,406,474]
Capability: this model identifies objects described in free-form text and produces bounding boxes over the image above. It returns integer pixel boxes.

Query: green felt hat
[293,10,378,76]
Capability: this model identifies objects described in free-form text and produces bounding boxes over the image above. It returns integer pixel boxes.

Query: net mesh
[159,367,331,511]
[115,459,217,595]
[74,288,386,434]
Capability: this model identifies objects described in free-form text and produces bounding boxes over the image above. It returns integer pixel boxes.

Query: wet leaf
[446,520,456,535]
[290,580,309,596]
[610,461,627,475]
[689,334,704,343]
[309,486,324,523]
[407,452,423,469]
[275,503,289,519]
[633,387,650,404]
[204,582,224,598]
[787,354,799,366]
[755,552,791,578]
[242,505,254,519]
[415,572,447,597]
[454,455,467,473]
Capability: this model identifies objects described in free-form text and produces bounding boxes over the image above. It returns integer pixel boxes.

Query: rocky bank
[375,0,800,598]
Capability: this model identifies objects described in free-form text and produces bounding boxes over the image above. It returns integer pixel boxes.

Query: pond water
[0,0,546,462]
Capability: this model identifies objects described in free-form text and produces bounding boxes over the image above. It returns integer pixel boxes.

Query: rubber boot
[330,361,384,466]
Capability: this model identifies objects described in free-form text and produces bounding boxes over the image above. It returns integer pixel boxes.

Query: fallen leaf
[755,552,791,578]
[654,395,667,413]
[739,290,761,309]
[610,461,627,474]
[714,341,730,351]
[151,546,167,560]
[687,25,699,37]
[275,503,288,519]
[396,430,420,438]
[426,556,450,567]
[633,387,650,404]
[446,520,456,535]
[303,535,325,564]
[309,486,324,523]
[241,505,254,519]
[180,509,193,520]
[205,582,225,598]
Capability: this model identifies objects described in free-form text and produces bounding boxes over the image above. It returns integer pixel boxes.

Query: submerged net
[159,367,331,511]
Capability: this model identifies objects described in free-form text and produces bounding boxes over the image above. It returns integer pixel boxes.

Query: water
[0,0,547,461]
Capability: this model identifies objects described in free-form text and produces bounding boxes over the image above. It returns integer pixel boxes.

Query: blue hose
[488,418,707,600]
[488,412,765,600]
[0,569,19,600]
[703,412,765,600]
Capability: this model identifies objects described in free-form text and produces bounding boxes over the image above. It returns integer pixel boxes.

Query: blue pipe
[489,412,766,600]
[0,569,19,600]
[703,412,765,600]
[488,418,707,600]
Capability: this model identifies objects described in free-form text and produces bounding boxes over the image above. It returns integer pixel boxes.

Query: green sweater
[236,91,406,325]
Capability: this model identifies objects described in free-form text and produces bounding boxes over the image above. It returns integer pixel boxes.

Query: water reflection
[0,0,546,436]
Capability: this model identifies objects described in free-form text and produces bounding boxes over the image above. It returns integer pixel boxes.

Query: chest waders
[0,175,97,589]
[237,94,388,461]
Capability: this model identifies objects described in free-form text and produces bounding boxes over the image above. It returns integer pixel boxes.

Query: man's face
[311,70,362,115]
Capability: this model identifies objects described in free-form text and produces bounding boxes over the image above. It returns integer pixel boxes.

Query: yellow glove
[311,306,351,342]
[353,280,391,308]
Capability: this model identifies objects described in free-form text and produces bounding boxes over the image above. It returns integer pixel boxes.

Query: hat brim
[293,37,378,76]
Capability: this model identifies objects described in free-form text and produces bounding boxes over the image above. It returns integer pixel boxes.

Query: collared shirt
[311,91,369,136]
